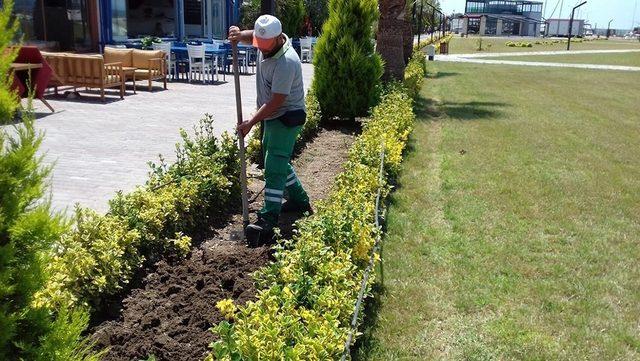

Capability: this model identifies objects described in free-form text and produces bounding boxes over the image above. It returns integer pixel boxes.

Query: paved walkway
[436,49,640,72]
[3,64,314,214]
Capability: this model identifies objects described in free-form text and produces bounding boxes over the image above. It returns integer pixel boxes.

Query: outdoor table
[10,53,54,113]
[171,43,256,77]
[11,62,43,71]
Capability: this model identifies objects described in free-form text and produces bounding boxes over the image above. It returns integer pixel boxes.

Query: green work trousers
[259,118,309,226]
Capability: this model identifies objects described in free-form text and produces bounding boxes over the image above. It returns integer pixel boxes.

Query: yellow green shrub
[39,115,239,311]
[404,49,427,99]
[209,81,416,359]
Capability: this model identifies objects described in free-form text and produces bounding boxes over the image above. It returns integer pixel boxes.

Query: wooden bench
[43,52,125,102]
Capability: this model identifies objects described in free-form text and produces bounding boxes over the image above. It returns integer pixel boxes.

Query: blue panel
[99,0,113,47]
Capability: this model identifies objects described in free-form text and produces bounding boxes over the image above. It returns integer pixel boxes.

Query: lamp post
[606,18,613,39]
[567,1,587,51]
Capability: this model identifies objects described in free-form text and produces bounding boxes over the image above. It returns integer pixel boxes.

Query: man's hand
[228,26,241,43]
[236,120,253,138]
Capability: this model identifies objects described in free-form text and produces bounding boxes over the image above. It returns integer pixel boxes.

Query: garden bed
[90,127,355,361]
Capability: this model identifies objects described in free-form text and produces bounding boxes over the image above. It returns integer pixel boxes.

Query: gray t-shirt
[256,34,306,120]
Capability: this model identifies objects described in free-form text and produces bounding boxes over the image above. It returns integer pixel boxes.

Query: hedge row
[505,41,533,47]
[207,53,425,360]
[35,116,240,310]
[413,32,452,53]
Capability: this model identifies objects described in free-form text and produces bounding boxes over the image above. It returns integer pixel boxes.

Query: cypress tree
[0,2,98,359]
[312,0,383,122]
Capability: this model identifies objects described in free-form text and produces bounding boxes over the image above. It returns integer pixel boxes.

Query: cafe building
[5,0,240,52]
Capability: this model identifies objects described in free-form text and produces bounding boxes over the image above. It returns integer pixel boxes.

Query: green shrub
[0,2,98,359]
[403,49,427,98]
[276,0,306,37]
[0,3,19,122]
[505,41,532,48]
[37,115,240,310]
[312,0,383,122]
[239,0,260,29]
[208,75,415,360]
[240,0,307,37]
[303,0,329,36]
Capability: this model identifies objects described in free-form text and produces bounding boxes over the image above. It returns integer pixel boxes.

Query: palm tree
[377,0,407,81]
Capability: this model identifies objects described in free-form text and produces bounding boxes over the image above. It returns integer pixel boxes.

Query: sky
[440,0,639,30]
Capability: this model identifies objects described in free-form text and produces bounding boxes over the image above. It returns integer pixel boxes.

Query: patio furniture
[204,42,222,82]
[10,46,55,112]
[300,37,313,62]
[187,44,213,84]
[122,67,136,94]
[152,42,178,81]
[42,52,125,101]
[102,47,167,91]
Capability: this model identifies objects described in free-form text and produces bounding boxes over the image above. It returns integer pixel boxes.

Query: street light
[567,1,587,51]
[607,18,613,39]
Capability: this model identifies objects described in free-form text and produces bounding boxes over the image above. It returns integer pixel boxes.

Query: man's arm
[237,93,287,136]
[228,26,253,45]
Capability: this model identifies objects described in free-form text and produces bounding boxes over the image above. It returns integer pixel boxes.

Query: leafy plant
[312,0,383,122]
[37,115,240,311]
[140,36,161,50]
[303,0,329,36]
[0,2,98,359]
[404,49,427,99]
[276,0,306,37]
[207,54,418,359]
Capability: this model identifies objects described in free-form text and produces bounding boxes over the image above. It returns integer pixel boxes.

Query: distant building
[462,0,543,37]
[449,13,465,33]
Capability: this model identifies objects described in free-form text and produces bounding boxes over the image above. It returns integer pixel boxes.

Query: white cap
[253,15,282,48]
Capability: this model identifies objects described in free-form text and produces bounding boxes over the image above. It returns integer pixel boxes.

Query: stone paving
[436,49,640,72]
[3,64,314,214]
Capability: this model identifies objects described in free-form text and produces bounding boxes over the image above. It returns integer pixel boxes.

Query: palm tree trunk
[403,16,413,65]
[377,0,407,81]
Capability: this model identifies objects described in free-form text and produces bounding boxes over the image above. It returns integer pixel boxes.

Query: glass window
[112,0,127,41]
[126,0,176,38]
[14,0,93,51]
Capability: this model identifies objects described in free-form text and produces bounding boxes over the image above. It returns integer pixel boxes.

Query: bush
[276,0,306,37]
[312,0,383,122]
[0,2,98,359]
[207,65,416,360]
[0,2,19,121]
[240,0,307,37]
[403,50,427,99]
[36,115,240,310]
[413,33,452,54]
[505,41,532,48]
[303,0,329,36]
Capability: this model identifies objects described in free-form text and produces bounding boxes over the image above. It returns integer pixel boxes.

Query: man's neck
[263,35,285,58]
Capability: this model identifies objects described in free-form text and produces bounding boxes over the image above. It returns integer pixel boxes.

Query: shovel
[232,41,250,237]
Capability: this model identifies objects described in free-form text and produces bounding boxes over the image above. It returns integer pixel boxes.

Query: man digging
[228,15,312,246]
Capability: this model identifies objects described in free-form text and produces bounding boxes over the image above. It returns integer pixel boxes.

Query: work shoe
[245,218,275,247]
[280,200,313,215]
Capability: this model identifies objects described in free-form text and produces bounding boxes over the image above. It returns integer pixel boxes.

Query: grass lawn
[358,62,640,360]
[449,35,640,54]
[488,52,640,67]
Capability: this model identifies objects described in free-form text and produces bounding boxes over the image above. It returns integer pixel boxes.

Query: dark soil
[91,128,355,361]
